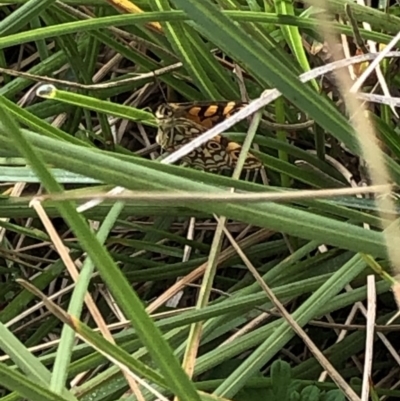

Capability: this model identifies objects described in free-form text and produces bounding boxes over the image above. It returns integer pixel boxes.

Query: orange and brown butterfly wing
[181,139,232,172]
[225,141,261,171]
[155,102,261,172]
[156,118,232,172]
[168,101,247,129]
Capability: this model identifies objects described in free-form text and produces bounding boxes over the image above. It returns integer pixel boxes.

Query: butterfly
[155,102,262,172]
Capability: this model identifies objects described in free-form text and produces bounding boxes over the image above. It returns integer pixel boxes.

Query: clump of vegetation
[0,1,400,401]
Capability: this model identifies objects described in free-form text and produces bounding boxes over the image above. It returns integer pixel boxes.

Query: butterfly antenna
[152,71,169,105]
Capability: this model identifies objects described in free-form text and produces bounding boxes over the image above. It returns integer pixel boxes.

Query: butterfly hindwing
[155,101,261,172]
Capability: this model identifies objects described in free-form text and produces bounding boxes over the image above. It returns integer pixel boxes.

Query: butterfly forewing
[166,101,246,128]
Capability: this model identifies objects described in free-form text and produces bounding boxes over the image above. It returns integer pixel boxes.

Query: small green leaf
[271,360,291,401]
[321,389,346,401]
[300,385,321,401]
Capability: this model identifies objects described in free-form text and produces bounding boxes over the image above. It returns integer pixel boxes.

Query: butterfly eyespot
[207,141,222,150]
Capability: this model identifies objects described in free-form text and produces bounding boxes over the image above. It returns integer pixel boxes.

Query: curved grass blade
[0,363,73,401]
[0,12,392,51]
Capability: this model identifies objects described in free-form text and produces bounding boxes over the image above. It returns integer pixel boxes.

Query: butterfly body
[155,102,261,172]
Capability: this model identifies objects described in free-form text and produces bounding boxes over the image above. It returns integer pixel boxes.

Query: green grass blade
[0,363,72,401]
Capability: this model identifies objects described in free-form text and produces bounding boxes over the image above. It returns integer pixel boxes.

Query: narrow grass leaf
[0,363,74,401]
[36,85,156,125]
